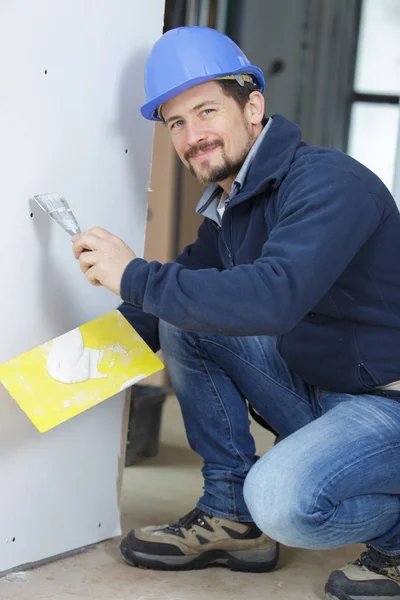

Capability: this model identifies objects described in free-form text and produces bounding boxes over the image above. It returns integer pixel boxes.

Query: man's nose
[185,120,207,147]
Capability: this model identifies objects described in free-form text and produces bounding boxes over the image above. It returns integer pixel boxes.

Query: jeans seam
[312,442,400,525]
[230,471,237,515]
[196,501,253,522]
[195,344,251,475]
[199,338,313,410]
[324,508,400,531]
[370,545,400,557]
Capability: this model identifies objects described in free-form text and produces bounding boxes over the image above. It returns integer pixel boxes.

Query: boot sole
[326,590,398,600]
[325,577,400,600]
[120,538,279,573]
[325,591,352,600]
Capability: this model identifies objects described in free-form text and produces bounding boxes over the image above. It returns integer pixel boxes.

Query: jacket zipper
[212,221,235,268]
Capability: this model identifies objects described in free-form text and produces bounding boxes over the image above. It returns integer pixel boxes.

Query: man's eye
[202,109,214,116]
[171,120,184,130]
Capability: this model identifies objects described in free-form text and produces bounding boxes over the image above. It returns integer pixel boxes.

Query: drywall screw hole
[269,59,285,75]
[125,149,128,154]
[12,537,15,542]
[30,213,34,218]
[98,523,101,528]
[44,70,48,74]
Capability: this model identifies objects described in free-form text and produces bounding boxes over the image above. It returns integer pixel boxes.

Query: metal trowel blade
[33,193,81,237]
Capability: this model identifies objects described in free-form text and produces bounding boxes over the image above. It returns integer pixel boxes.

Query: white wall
[0,0,164,573]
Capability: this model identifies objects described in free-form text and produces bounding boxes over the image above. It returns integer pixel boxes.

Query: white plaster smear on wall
[0,0,165,574]
[47,329,106,384]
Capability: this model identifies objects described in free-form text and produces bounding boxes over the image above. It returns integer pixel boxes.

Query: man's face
[161,81,263,188]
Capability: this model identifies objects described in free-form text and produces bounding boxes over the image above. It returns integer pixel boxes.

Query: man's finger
[85,266,102,287]
[80,262,90,275]
[78,252,94,274]
[89,227,113,239]
[79,250,102,276]
[79,249,97,267]
[72,233,104,258]
[72,227,112,245]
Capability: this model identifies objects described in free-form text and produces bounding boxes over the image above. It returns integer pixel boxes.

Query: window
[347,0,400,192]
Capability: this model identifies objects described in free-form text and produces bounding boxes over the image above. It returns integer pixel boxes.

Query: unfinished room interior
[0,0,399,599]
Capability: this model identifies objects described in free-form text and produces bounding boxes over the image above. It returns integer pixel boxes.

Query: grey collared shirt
[195,117,273,225]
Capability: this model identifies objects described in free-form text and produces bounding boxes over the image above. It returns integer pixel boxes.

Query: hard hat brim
[141,65,265,122]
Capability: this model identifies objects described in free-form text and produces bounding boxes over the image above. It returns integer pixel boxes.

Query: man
[72,26,400,600]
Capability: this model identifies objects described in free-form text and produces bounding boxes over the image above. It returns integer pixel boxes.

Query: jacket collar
[196,118,272,218]
[235,114,302,198]
[196,115,303,218]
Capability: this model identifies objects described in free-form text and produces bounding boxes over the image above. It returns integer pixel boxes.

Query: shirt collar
[195,117,273,218]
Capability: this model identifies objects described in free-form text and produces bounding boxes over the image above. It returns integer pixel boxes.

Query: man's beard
[186,127,255,187]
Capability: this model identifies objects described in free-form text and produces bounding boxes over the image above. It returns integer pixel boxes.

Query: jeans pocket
[311,386,326,416]
[357,362,380,390]
[276,335,285,355]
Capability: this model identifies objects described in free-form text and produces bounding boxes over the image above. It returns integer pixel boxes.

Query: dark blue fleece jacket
[119,114,400,395]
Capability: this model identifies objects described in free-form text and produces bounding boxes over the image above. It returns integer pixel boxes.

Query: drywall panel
[0,0,164,573]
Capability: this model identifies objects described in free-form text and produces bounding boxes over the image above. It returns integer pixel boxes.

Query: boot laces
[168,508,208,533]
[355,545,400,580]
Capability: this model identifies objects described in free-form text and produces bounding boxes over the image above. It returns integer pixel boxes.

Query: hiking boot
[120,507,279,572]
[325,545,400,600]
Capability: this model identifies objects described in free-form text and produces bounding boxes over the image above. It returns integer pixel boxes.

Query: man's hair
[216,79,268,126]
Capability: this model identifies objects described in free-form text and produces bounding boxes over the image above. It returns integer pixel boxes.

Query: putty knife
[33,193,81,236]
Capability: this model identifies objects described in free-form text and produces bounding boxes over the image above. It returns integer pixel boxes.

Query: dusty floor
[0,395,362,599]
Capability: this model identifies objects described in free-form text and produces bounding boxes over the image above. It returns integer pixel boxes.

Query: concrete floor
[0,395,362,599]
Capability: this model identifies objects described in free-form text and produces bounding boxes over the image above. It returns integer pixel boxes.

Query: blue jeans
[159,321,400,556]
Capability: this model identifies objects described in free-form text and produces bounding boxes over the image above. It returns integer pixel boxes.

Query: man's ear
[246,91,265,126]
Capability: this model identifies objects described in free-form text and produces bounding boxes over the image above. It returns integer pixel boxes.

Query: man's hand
[72,227,136,296]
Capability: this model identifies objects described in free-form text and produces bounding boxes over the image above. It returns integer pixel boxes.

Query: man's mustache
[185,140,223,161]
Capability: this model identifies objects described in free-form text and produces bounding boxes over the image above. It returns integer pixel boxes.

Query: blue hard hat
[141,26,265,121]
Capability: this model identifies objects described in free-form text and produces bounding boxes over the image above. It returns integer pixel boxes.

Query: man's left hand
[72,227,136,296]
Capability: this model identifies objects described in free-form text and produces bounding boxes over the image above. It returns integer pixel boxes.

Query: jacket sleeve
[118,218,223,349]
[120,161,382,336]
[118,301,161,353]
